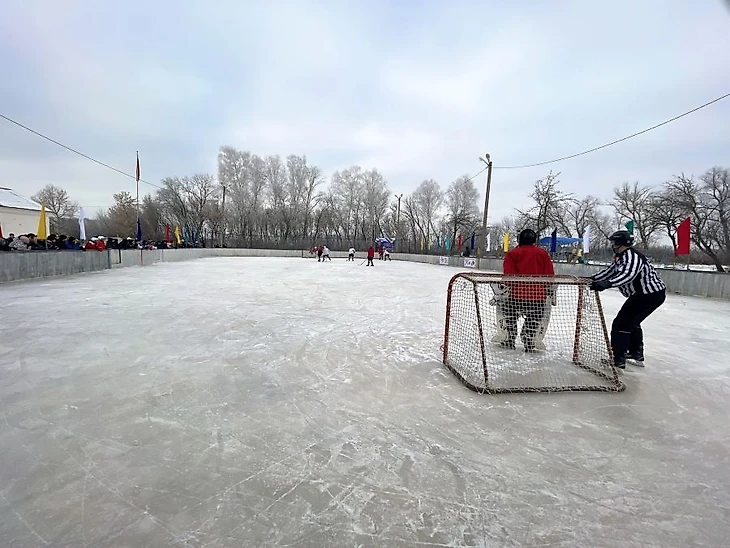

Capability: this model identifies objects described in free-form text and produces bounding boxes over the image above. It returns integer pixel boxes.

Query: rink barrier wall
[2,248,729,299]
[0,250,110,283]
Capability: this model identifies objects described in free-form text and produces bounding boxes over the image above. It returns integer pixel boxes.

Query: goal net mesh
[442,273,625,394]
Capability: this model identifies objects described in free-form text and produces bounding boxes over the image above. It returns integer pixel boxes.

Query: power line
[2,90,728,192]
[493,92,730,170]
[0,113,162,189]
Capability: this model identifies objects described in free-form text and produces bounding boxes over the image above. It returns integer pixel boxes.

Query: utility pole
[220,184,227,248]
[395,193,403,252]
[477,154,493,262]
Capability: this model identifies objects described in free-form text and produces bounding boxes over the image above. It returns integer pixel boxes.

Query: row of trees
[30,147,729,271]
[506,168,729,271]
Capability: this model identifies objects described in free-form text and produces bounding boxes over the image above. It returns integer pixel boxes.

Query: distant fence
[2,249,729,299]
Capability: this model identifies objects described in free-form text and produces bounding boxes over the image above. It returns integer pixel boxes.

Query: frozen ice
[1,257,729,547]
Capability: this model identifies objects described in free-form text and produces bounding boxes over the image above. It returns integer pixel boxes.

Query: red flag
[457,232,463,250]
[135,152,141,182]
[165,224,171,243]
[676,217,691,255]
[0,223,3,238]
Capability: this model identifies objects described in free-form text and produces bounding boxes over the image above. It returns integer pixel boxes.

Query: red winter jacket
[503,244,555,301]
[367,247,375,258]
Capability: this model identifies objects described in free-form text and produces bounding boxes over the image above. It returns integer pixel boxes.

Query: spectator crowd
[0,233,208,253]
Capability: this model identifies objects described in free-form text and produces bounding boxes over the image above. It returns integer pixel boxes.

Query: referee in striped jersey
[589,230,666,369]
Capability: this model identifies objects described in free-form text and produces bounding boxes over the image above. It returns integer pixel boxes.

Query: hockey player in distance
[588,230,666,369]
[322,245,332,262]
[383,248,391,261]
[366,245,375,266]
[498,228,556,352]
[348,246,355,261]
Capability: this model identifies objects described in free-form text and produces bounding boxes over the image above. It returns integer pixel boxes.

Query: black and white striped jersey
[592,247,666,297]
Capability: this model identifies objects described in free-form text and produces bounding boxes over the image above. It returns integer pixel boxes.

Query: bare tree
[140,194,165,241]
[101,191,137,237]
[157,175,219,241]
[329,166,364,244]
[32,184,79,232]
[286,155,324,242]
[360,168,390,242]
[444,175,480,249]
[409,179,443,244]
[610,182,661,248]
[515,172,571,237]
[565,196,601,238]
[665,168,729,271]
[651,184,689,253]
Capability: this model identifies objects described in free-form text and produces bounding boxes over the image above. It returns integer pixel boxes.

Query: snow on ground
[1,257,729,547]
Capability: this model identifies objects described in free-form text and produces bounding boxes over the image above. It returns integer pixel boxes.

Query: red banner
[165,224,171,243]
[676,217,691,255]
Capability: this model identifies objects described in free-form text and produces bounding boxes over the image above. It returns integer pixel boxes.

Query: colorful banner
[676,217,691,255]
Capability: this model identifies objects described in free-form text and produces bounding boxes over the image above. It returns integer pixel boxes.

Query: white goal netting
[442,273,625,394]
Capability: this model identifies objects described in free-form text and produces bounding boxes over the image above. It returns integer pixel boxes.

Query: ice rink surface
[1,257,729,547]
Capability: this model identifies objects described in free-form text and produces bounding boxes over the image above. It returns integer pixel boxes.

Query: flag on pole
[174,226,182,244]
[136,218,142,241]
[583,225,591,254]
[470,231,475,251]
[135,152,141,182]
[486,233,491,252]
[503,232,510,252]
[79,207,87,241]
[37,203,48,240]
[549,228,558,253]
[445,235,452,251]
[165,224,171,243]
[625,220,634,234]
[457,232,463,250]
[676,217,691,255]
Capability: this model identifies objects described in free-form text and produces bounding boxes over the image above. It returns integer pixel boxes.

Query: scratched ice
[1,257,729,547]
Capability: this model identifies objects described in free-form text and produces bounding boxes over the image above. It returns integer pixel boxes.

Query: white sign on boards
[439,256,449,265]
[463,258,476,268]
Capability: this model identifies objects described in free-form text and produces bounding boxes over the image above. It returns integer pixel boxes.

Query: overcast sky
[1,0,729,222]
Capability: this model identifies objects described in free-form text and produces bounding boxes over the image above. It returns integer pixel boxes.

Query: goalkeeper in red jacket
[500,228,555,352]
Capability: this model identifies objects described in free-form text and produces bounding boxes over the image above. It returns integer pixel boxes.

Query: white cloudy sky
[1,0,729,222]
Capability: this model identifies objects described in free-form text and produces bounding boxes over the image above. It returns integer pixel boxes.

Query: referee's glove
[590,279,612,292]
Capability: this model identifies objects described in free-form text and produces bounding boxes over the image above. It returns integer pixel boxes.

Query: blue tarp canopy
[538,236,582,246]
[375,237,395,250]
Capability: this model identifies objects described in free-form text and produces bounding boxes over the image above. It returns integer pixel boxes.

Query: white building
[0,187,49,237]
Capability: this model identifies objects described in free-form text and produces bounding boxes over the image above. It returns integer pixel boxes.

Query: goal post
[442,272,625,394]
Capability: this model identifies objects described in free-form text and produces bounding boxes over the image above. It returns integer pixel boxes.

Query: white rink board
[1,257,729,547]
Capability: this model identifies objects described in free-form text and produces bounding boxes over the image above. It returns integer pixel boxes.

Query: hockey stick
[359,259,366,265]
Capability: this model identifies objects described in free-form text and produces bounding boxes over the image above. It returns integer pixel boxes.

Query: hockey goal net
[442,273,624,394]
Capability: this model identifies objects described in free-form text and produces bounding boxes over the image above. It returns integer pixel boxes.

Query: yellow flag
[503,232,510,252]
[37,203,48,240]
[174,226,182,244]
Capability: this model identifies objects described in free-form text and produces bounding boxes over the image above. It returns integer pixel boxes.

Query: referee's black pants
[611,289,666,358]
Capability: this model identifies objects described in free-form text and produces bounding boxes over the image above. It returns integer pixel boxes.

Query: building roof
[0,187,42,211]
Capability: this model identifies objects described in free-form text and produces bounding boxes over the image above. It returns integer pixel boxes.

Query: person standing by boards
[366,245,375,267]
[588,230,666,369]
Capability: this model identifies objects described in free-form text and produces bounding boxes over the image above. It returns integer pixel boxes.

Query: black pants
[367,257,374,266]
[348,254,354,261]
[612,290,666,358]
[503,299,544,349]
